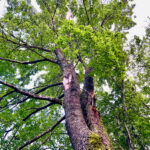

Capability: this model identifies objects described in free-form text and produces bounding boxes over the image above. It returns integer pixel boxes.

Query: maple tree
[0,0,149,149]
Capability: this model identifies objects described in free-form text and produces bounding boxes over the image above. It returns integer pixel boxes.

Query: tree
[0,0,149,149]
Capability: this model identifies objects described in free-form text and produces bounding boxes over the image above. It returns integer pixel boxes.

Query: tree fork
[55,48,90,150]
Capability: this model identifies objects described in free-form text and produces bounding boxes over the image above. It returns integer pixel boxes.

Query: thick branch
[18,116,65,150]
[0,81,61,104]
[23,103,53,121]
[0,57,57,64]
[55,48,90,150]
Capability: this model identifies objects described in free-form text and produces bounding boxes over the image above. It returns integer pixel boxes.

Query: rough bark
[81,68,112,149]
[55,48,90,150]
[55,48,112,149]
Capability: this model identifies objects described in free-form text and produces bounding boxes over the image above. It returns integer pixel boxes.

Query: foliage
[0,0,149,149]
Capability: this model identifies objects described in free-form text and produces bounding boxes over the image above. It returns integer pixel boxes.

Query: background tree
[0,0,149,149]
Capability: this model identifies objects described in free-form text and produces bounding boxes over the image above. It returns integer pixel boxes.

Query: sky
[128,0,150,39]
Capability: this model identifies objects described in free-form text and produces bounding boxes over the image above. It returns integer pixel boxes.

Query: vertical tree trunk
[81,68,112,149]
[55,48,90,149]
[55,48,112,150]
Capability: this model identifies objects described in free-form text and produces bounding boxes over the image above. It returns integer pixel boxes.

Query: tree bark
[81,68,112,149]
[55,48,90,149]
[55,48,112,149]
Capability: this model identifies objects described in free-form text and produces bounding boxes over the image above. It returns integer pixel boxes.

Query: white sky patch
[0,0,8,18]
[127,0,150,39]
[102,81,112,94]
[31,0,41,12]
[24,71,47,89]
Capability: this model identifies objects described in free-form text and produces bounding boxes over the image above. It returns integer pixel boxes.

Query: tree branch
[0,35,51,52]
[42,0,52,14]
[0,57,57,64]
[18,82,63,104]
[121,80,135,150]
[0,81,62,105]
[18,116,65,150]
[42,0,58,34]
[124,122,135,150]
[0,90,15,101]
[23,103,53,121]
[36,132,54,150]
[35,82,62,94]
[101,14,112,27]
[83,0,90,25]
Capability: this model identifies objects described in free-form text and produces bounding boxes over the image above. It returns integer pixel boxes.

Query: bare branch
[23,103,53,121]
[121,80,135,150]
[0,81,62,105]
[58,94,64,99]
[77,54,86,69]
[42,0,58,34]
[18,116,65,150]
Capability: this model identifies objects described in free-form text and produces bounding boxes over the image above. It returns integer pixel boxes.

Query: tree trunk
[55,48,112,150]
[81,68,112,149]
